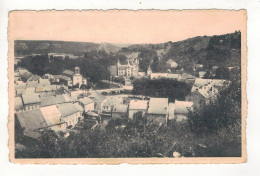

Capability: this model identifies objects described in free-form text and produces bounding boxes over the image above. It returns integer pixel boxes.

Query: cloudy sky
[9,10,246,44]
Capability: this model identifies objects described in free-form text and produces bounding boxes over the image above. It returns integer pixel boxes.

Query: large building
[58,67,87,88]
[117,58,139,77]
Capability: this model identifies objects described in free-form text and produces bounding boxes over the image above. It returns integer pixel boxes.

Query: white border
[1,0,260,175]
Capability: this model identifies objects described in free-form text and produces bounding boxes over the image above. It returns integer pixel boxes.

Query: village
[14,52,231,140]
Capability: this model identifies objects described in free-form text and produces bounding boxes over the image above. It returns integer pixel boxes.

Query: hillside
[15,31,241,73]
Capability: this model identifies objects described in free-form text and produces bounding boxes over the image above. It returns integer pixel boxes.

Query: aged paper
[8,10,247,164]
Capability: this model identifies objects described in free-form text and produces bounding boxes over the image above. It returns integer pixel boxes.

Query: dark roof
[15,97,23,110]
[16,109,48,139]
[41,95,69,107]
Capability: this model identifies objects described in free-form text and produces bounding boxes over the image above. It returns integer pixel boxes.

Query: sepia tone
[8,10,247,164]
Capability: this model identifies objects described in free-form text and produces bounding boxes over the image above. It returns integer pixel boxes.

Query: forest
[132,78,192,102]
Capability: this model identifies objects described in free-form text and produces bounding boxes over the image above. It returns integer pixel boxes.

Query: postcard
[8,10,247,164]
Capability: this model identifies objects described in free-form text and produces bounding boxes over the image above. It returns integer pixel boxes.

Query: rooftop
[129,100,148,110]
[15,97,23,110]
[79,97,94,105]
[16,109,48,139]
[41,95,70,107]
[22,93,41,105]
[40,105,63,127]
[174,100,193,114]
[112,104,128,113]
[147,98,168,115]
[57,103,81,117]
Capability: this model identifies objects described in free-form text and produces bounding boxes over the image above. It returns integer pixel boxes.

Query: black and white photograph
[9,10,246,163]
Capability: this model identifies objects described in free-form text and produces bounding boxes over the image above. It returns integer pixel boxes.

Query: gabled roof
[15,82,26,90]
[25,87,36,94]
[79,97,94,105]
[174,100,193,114]
[41,95,70,107]
[88,91,106,102]
[112,104,128,113]
[16,109,48,139]
[103,96,123,106]
[147,98,168,115]
[57,103,81,117]
[39,79,51,86]
[26,81,38,88]
[129,100,148,110]
[16,89,26,95]
[27,75,41,81]
[40,105,63,127]
[22,93,41,105]
[15,97,23,110]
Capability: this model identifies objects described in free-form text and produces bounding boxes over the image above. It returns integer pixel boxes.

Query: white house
[79,97,95,112]
[128,99,148,119]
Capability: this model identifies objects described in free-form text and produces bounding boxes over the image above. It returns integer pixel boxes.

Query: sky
[9,10,246,44]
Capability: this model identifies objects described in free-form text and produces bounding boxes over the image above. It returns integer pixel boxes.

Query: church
[60,67,87,88]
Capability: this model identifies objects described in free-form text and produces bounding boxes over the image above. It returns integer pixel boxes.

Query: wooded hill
[15,31,241,73]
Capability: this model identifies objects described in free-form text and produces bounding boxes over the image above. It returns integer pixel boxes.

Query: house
[112,104,128,120]
[117,57,139,77]
[147,98,169,125]
[38,78,51,86]
[60,67,87,87]
[174,100,193,122]
[57,103,84,128]
[26,81,38,88]
[40,105,66,132]
[102,96,123,114]
[128,100,148,119]
[41,94,71,107]
[167,74,180,80]
[88,91,106,113]
[179,73,196,84]
[15,97,24,112]
[79,97,95,112]
[150,73,168,79]
[15,109,48,139]
[36,85,61,97]
[186,91,208,109]
[21,93,41,111]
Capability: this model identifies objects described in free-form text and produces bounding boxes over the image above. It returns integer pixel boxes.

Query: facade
[147,98,169,125]
[21,93,41,111]
[60,67,87,87]
[79,97,95,112]
[112,104,128,120]
[117,58,139,77]
[128,100,148,119]
[57,103,84,128]
[174,100,193,122]
[88,91,106,113]
[40,105,67,132]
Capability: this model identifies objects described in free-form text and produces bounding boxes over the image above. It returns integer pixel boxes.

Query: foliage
[188,69,241,134]
[132,78,192,102]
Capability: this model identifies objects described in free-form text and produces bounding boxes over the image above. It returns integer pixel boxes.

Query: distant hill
[15,31,241,72]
